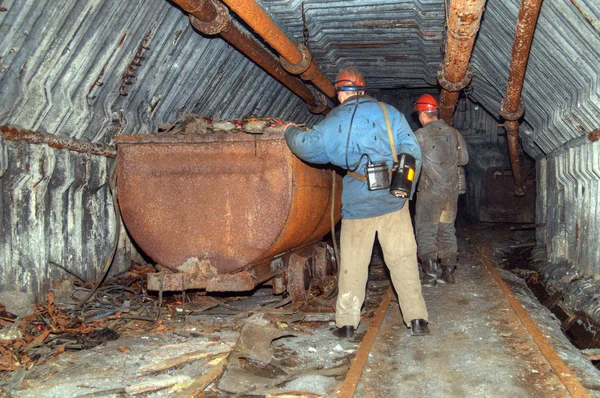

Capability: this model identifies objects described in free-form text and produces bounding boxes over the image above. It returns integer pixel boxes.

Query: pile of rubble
[0,264,160,391]
[157,114,304,135]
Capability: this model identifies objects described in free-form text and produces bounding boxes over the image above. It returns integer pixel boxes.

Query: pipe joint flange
[300,65,319,81]
[514,185,527,197]
[188,0,230,35]
[437,64,473,92]
[307,92,328,114]
[280,43,312,75]
[499,98,525,121]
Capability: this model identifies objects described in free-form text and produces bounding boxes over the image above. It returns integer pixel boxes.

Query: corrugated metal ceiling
[0,0,597,156]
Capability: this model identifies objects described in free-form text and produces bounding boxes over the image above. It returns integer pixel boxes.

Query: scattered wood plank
[125,375,191,395]
[173,355,228,397]
[139,346,232,375]
[581,349,600,361]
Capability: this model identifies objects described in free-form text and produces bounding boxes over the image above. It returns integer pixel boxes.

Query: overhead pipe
[438,0,487,124]
[219,0,337,100]
[500,0,543,196]
[174,0,329,114]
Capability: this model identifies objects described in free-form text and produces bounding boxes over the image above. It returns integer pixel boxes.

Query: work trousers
[415,191,459,264]
[336,205,428,328]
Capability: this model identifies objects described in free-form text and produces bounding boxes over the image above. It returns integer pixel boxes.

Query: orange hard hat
[413,94,439,111]
[334,66,366,92]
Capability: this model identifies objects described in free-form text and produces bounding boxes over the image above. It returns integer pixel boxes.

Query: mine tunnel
[1,0,599,396]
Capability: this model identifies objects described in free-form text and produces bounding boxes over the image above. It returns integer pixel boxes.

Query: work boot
[420,259,438,287]
[439,254,457,284]
[440,265,456,284]
[333,325,355,339]
[410,319,430,336]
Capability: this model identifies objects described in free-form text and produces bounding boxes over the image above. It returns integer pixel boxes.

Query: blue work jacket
[284,95,422,220]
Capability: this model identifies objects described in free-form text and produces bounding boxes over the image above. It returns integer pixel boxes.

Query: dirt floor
[2,223,600,397]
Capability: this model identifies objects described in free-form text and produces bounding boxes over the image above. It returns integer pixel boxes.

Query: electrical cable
[344,96,361,171]
[344,96,374,173]
[77,159,121,309]
[330,170,340,275]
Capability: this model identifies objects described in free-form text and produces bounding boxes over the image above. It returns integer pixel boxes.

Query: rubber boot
[440,266,456,284]
[333,325,355,339]
[440,255,457,284]
[410,319,430,336]
[421,259,438,287]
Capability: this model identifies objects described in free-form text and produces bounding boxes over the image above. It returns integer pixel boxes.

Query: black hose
[77,159,121,308]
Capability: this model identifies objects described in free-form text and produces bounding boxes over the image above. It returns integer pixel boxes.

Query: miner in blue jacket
[284,66,429,338]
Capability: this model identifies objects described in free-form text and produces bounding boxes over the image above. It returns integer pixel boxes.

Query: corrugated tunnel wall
[1,0,599,298]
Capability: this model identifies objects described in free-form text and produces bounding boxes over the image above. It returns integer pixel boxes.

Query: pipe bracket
[280,43,312,75]
[437,64,473,92]
[500,98,526,121]
[307,92,328,114]
[189,0,230,35]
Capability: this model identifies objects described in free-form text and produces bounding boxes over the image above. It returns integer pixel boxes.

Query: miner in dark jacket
[413,94,469,286]
[284,66,429,338]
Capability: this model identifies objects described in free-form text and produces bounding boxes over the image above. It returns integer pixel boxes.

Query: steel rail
[471,230,591,398]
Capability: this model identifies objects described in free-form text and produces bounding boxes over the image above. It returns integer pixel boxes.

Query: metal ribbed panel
[469,0,600,157]
[0,0,322,139]
[543,140,600,279]
[257,0,446,89]
[0,140,140,295]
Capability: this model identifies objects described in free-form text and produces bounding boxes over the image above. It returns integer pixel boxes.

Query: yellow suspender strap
[379,102,398,164]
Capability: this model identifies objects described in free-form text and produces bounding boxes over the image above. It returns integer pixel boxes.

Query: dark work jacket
[414,119,469,195]
[284,95,421,219]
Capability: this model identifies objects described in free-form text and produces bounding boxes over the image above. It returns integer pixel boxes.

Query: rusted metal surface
[588,129,600,142]
[502,0,544,111]
[148,252,286,292]
[117,130,342,288]
[0,125,116,158]
[147,270,256,291]
[219,0,336,99]
[286,247,312,302]
[438,0,487,124]
[505,120,527,196]
[175,0,329,115]
[119,25,155,97]
[500,0,543,197]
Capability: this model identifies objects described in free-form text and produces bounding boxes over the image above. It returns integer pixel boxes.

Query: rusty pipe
[500,0,543,196]
[219,0,337,99]
[174,0,329,114]
[438,0,487,124]
[0,125,117,158]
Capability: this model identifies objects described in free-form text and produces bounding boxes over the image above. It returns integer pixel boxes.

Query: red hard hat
[334,66,366,92]
[413,94,439,111]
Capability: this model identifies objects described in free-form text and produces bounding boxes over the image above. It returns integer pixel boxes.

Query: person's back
[284,66,430,339]
[309,95,420,219]
[415,119,460,195]
[412,94,469,286]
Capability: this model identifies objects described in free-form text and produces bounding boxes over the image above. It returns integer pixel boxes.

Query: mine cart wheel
[312,242,334,288]
[287,251,312,303]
